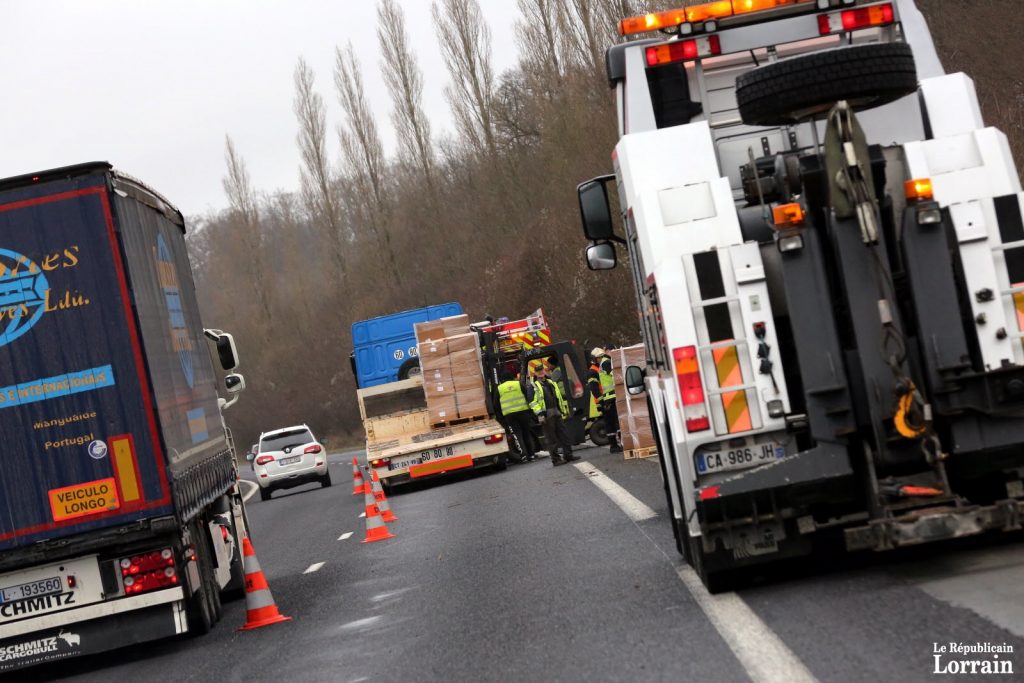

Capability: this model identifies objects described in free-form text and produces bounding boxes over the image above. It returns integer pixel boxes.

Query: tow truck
[577,0,1024,590]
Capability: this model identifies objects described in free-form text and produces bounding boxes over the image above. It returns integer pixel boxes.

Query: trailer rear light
[484,434,504,445]
[818,2,893,34]
[904,178,933,201]
[255,455,273,465]
[304,444,322,454]
[674,346,710,432]
[123,566,178,595]
[646,36,721,66]
[370,457,391,467]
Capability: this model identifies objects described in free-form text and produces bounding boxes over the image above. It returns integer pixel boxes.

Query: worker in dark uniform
[589,347,623,453]
[496,370,536,463]
[530,366,578,466]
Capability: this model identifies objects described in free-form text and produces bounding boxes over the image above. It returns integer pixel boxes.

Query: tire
[380,478,392,495]
[222,497,247,602]
[186,521,215,635]
[736,43,918,126]
[397,358,421,380]
[588,421,609,447]
[688,533,730,594]
[321,470,333,488]
[260,486,272,502]
[494,454,508,472]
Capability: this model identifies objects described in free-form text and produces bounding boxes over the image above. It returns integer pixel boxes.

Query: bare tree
[516,0,564,85]
[558,0,622,74]
[293,56,348,281]
[334,42,401,284]
[432,0,497,157]
[221,135,272,320]
[334,42,387,209]
[377,0,435,187]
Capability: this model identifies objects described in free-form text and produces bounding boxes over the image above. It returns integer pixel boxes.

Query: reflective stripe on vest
[599,370,616,401]
[531,379,569,416]
[498,380,529,414]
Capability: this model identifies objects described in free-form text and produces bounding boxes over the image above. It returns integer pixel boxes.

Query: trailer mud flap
[0,602,181,673]
[696,443,852,500]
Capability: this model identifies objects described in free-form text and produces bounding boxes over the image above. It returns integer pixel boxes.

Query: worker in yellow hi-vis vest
[496,370,537,464]
[589,348,623,453]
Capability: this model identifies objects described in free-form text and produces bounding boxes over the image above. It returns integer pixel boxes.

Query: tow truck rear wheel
[735,43,918,126]
[588,421,609,447]
[687,534,729,594]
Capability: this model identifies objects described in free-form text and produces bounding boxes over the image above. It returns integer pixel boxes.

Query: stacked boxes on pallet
[415,315,488,425]
[611,344,656,455]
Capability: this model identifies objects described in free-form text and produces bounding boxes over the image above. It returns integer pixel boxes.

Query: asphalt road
[31,446,1024,683]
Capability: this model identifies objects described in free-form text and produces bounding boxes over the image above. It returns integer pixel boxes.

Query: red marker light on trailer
[818,2,893,34]
[699,486,721,501]
[645,35,721,67]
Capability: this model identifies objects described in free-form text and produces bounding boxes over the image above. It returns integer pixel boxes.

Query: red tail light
[646,35,721,67]
[674,346,710,432]
[370,457,391,467]
[304,444,322,454]
[818,3,893,34]
[484,434,504,445]
[255,455,273,465]
[119,548,178,595]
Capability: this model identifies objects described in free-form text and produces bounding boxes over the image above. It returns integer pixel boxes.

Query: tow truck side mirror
[204,329,241,371]
[225,373,246,394]
[625,366,645,395]
[577,176,616,241]
[586,243,617,271]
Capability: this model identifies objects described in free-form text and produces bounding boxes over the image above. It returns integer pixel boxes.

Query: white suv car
[254,425,331,500]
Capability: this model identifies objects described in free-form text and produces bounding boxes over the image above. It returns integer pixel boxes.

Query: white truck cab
[579,0,1024,590]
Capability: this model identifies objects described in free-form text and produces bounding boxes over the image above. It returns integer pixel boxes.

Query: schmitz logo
[0,248,49,347]
[0,629,81,666]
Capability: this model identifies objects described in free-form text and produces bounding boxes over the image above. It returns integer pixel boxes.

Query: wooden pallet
[430,414,488,430]
[624,446,657,460]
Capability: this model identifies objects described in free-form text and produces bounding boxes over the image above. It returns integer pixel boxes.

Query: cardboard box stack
[414,315,488,425]
[611,344,656,456]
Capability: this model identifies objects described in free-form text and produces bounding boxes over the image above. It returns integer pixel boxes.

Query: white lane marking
[239,479,258,502]
[358,512,366,518]
[572,461,656,521]
[303,562,325,574]
[338,532,354,541]
[575,460,816,683]
[674,564,819,683]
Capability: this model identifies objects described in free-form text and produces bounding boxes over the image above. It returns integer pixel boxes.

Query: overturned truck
[578,0,1024,590]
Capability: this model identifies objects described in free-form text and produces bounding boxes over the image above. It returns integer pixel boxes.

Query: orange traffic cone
[370,470,398,522]
[362,476,395,543]
[238,537,292,631]
[352,457,364,496]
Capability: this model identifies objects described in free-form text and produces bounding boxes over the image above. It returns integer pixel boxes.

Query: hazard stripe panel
[109,434,143,503]
[713,346,751,433]
[410,454,474,478]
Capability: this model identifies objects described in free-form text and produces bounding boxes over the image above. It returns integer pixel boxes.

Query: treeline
[187,0,659,448]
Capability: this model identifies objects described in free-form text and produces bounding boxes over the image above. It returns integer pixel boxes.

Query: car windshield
[260,428,313,452]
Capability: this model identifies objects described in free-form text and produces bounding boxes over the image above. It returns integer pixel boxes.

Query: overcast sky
[0,0,522,216]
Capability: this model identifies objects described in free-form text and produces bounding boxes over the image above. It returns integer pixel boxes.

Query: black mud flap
[696,444,853,500]
[0,602,181,673]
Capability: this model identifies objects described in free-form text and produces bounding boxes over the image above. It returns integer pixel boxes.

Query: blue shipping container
[352,303,463,388]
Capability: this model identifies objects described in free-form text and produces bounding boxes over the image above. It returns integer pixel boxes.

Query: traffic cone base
[238,537,292,631]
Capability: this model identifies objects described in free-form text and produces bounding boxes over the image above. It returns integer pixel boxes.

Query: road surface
[33,446,1024,682]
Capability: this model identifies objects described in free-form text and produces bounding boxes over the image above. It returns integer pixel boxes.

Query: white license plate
[388,456,420,471]
[695,442,784,474]
[0,576,62,604]
[279,456,301,466]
